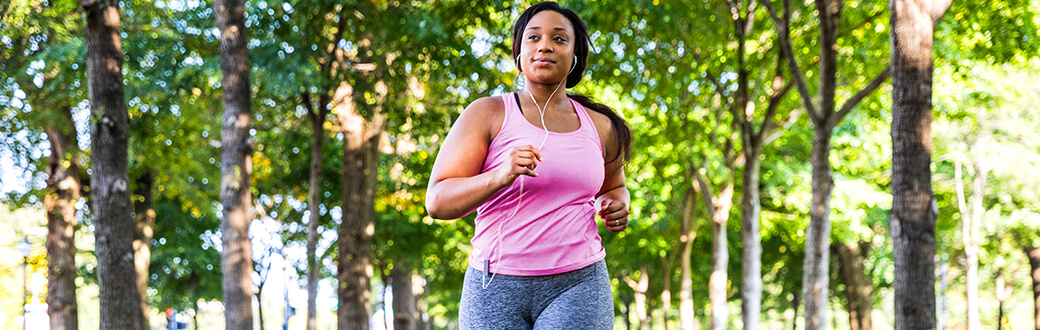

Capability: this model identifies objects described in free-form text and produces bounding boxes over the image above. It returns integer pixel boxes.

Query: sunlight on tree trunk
[133,171,155,329]
[84,0,144,327]
[889,0,950,328]
[45,106,80,330]
[214,0,255,327]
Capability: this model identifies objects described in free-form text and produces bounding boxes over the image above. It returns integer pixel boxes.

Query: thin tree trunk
[391,267,418,330]
[710,186,733,330]
[257,285,266,330]
[305,92,328,330]
[624,265,650,330]
[693,168,733,330]
[214,0,255,326]
[966,154,988,330]
[889,0,949,328]
[413,272,430,330]
[45,106,80,330]
[620,286,633,330]
[133,170,155,328]
[337,106,385,330]
[84,0,144,327]
[833,241,873,330]
[791,293,799,330]
[680,188,700,330]
[741,150,762,330]
[995,270,1014,330]
[804,127,834,330]
[1026,245,1040,330]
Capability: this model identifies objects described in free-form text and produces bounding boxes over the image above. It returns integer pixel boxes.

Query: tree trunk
[337,106,384,330]
[710,183,734,330]
[214,0,255,327]
[391,267,419,330]
[624,265,650,330]
[966,154,988,330]
[833,241,873,330]
[1026,245,1040,330]
[45,106,80,330]
[741,150,762,330]
[84,0,144,327]
[791,293,799,330]
[693,168,733,330]
[803,126,834,330]
[680,188,701,330]
[257,285,266,330]
[133,170,155,328]
[620,287,633,330]
[889,0,949,328]
[305,94,328,330]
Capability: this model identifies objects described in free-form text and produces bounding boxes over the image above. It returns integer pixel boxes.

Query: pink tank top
[470,93,606,276]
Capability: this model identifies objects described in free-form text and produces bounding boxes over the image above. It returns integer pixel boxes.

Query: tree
[132,170,154,328]
[83,0,144,327]
[213,0,255,327]
[888,0,951,328]
[45,105,82,330]
[762,0,891,327]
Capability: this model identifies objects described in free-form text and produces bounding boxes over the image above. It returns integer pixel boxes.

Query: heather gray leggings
[458,260,614,329]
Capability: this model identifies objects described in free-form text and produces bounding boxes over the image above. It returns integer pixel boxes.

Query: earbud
[569,55,577,74]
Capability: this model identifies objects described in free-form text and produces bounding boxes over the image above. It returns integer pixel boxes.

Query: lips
[532,58,556,66]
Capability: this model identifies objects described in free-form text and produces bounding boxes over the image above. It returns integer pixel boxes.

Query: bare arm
[591,112,630,232]
[425,96,542,220]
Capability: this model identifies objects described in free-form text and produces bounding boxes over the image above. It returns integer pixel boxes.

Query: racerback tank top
[470,93,606,276]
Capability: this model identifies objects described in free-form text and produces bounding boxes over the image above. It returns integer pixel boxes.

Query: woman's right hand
[494,145,542,187]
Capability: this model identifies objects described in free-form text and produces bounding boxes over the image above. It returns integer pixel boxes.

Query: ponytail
[569,93,631,166]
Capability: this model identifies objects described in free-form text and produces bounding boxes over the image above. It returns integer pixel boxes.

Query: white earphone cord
[482,69,568,289]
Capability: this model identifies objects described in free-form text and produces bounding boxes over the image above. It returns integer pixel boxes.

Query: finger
[601,211,629,222]
[518,145,542,162]
[599,199,614,213]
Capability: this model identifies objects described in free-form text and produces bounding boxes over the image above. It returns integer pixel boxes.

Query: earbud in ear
[568,55,577,74]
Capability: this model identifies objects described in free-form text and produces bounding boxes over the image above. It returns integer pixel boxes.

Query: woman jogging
[425,2,632,328]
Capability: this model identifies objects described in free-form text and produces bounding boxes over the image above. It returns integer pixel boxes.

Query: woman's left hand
[599,199,629,232]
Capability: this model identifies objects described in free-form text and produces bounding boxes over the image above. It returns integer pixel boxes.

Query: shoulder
[455,95,507,140]
[458,95,505,121]
[582,104,615,144]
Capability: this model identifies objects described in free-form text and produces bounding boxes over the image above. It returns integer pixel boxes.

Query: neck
[522,79,568,107]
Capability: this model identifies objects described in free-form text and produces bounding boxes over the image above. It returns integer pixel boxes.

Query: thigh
[459,266,534,330]
[533,261,614,330]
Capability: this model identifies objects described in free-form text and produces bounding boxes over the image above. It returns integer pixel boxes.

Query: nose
[536,39,553,53]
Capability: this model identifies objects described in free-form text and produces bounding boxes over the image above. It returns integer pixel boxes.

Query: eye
[527,35,538,40]
[553,36,566,42]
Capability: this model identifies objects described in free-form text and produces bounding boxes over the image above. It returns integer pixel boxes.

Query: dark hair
[511,1,632,165]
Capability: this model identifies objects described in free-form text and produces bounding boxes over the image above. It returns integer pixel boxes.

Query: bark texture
[680,188,700,330]
[337,102,384,330]
[304,91,329,330]
[214,0,255,327]
[45,106,80,330]
[84,0,144,327]
[834,241,873,330]
[889,0,950,328]
[133,170,155,328]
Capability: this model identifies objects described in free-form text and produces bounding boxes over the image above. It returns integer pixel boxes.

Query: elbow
[424,192,452,220]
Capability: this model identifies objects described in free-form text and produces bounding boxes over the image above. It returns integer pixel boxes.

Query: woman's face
[519,10,576,86]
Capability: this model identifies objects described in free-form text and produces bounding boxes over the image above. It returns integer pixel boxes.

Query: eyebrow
[525,26,569,32]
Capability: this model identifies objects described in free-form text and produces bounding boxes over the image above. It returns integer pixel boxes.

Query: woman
[425,2,632,328]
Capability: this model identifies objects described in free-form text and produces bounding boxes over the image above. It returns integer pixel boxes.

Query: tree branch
[828,65,891,130]
[760,0,820,123]
[692,166,717,216]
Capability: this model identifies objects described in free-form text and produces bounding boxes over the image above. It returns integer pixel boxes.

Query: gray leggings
[459,260,614,329]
